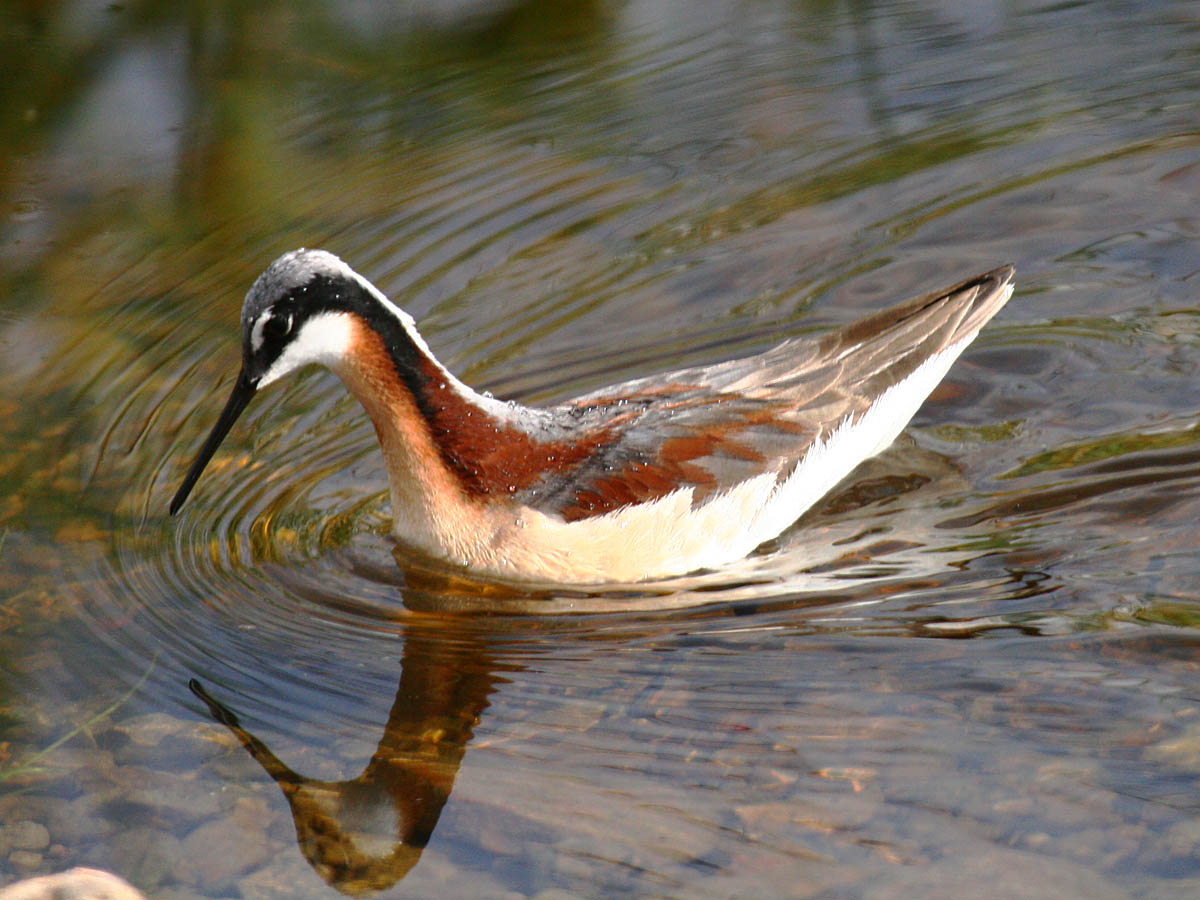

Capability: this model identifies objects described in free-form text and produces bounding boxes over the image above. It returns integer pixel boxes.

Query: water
[2,0,1200,896]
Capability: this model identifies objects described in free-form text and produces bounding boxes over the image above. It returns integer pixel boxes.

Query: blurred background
[2,0,1200,897]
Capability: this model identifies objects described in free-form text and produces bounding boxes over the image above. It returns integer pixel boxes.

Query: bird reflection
[190,626,501,895]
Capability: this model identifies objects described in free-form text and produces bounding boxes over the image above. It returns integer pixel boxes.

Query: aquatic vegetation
[0,657,156,792]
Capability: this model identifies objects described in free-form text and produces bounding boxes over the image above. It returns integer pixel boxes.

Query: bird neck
[332,316,557,507]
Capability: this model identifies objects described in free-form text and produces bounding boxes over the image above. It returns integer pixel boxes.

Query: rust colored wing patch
[524,392,820,522]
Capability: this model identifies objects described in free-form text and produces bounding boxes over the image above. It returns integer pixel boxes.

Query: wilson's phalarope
[170,250,1013,584]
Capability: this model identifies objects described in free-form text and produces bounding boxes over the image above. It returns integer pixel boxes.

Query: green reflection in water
[1003,421,1200,480]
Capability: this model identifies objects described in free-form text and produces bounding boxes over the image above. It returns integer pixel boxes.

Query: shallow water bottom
[5,543,1200,900]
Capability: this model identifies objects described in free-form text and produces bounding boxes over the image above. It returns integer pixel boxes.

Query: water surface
[3,0,1200,897]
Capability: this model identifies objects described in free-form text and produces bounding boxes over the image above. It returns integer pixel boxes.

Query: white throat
[258,312,355,387]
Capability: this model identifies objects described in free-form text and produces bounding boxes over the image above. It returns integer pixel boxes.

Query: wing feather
[514,267,1013,522]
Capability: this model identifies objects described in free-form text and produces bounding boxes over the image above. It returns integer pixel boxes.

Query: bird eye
[262,313,293,344]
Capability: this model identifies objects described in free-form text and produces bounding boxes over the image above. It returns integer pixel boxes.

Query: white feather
[258,312,355,387]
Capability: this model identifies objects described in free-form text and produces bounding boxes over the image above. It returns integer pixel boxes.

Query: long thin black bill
[169,372,258,515]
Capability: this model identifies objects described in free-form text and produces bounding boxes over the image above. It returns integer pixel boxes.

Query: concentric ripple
[86,72,1200,692]
[6,0,1200,896]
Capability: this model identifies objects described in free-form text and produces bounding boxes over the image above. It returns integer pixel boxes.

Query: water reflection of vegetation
[1125,599,1200,630]
[1003,421,1200,480]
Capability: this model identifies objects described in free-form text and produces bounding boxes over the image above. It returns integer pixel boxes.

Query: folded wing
[517,266,1014,522]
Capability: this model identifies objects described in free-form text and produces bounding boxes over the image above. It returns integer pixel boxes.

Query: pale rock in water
[0,867,146,900]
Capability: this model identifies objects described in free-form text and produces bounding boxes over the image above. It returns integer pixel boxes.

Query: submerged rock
[0,867,146,899]
[4,822,50,853]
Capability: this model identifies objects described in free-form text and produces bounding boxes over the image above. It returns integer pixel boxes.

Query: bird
[170,249,1013,584]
